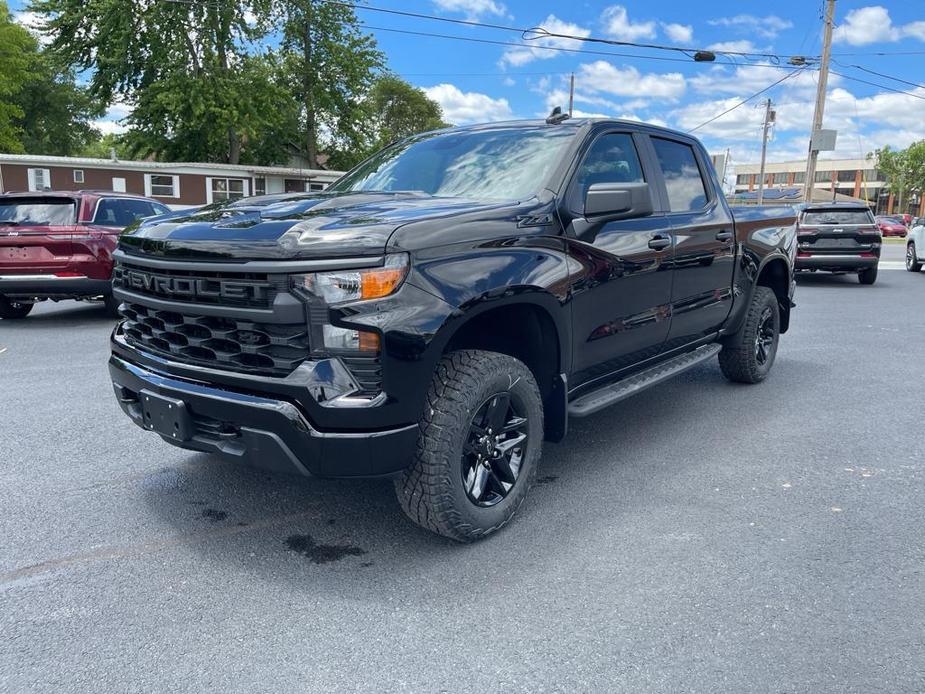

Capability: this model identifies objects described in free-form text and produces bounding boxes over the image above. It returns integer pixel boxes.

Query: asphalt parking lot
[1,253,923,692]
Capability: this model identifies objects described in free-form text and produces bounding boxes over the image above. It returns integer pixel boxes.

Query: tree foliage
[873,142,925,210]
[367,76,449,149]
[280,0,384,168]
[31,0,283,164]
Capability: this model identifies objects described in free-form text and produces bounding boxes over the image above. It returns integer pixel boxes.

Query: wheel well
[443,304,565,440]
[757,258,791,333]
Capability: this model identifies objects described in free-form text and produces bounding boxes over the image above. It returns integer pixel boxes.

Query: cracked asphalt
[1,260,923,693]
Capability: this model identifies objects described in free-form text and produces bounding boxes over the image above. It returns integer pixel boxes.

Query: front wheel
[0,296,34,320]
[858,266,878,285]
[907,244,922,272]
[719,286,780,384]
[395,350,543,542]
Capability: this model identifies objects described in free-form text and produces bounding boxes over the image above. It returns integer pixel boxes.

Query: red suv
[0,191,170,319]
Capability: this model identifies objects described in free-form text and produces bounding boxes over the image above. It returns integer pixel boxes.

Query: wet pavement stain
[536,475,559,484]
[201,508,228,522]
[286,534,367,564]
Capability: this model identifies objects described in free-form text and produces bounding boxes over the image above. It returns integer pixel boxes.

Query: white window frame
[205,176,249,204]
[144,173,180,199]
[307,181,326,192]
[73,169,85,184]
[27,168,51,191]
[112,177,127,193]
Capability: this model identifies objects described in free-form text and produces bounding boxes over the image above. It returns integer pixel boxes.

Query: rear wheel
[858,266,878,285]
[395,350,543,542]
[719,286,780,384]
[907,243,922,272]
[0,296,33,320]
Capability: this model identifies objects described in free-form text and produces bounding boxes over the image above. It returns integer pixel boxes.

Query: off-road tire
[0,296,33,320]
[395,350,543,542]
[906,243,922,272]
[719,286,779,384]
[858,266,878,285]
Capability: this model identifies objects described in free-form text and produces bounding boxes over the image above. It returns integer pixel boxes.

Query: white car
[908,218,925,272]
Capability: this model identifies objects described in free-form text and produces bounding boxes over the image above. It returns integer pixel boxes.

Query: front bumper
[795,254,879,271]
[109,355,419,478]
[0,274,111,299]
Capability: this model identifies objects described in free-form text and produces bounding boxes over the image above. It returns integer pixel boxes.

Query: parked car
[907,218,925,272]
[876,215,908,238]
[107,116,797,541]
[0,190,170,319]
[796,203,881,284]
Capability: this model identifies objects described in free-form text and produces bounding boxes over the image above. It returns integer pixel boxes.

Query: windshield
[0,199,76,226]
[330,126,577,201]
[801,209,874,225]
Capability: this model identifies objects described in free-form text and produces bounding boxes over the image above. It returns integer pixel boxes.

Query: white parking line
[0,346,7,356]
[880,262,906,271]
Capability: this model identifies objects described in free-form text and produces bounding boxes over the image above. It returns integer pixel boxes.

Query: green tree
[872,143,925,213]
[367,75,449,148]
[280,0,384,169]
[0,1,37,152]
[78,132,132,160]
[32,0,287,164]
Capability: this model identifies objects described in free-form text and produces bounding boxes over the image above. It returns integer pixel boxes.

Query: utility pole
[803,0,836,204]
[568,73,575,117]
[757,98,775,205]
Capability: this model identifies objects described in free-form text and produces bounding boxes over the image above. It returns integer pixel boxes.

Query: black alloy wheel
[461,393,529,507]
[754,306,776,366]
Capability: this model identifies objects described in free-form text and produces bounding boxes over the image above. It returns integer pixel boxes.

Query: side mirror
[584,182,653,220]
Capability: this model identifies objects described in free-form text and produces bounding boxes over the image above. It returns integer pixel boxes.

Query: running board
[568,344,722,418]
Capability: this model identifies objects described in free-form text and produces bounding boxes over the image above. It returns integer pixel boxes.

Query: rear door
[0,197,80,275]
[649,136,736,349]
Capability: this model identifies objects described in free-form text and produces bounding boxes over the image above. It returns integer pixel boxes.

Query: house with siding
[0,154,344,209]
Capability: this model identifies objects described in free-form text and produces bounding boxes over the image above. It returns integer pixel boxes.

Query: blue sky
[11,1,925,178]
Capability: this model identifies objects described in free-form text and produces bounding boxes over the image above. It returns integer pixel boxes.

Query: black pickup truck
[108,117,797,541]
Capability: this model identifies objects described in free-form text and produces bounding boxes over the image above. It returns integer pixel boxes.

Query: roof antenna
[545,106,569,125]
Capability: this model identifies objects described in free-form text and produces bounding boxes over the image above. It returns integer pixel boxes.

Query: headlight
[291,253,409,305]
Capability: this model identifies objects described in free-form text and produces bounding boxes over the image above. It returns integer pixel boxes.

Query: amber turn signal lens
[361,266,406,300]
[358,330,381,352]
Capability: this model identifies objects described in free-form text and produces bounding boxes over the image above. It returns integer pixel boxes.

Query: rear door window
[802,209,874,225]
[94,199,169,228]
[0,199,77,226]
[651,138,710,212]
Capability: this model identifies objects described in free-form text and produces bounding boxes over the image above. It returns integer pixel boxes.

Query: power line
[687,69,806,133]
[319,0,815,63]
[829,70,925,101]
[834,63,925,92]
[360,24,808,71]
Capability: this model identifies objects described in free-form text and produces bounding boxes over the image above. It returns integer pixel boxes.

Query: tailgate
[0,226,84,274]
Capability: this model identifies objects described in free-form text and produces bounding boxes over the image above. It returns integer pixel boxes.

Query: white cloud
[706,40,761,54]
[662,22,693,44]
[578,61,686,100]
[834,6,898,45]
[423,84,513,124]
[433,0,507,20]
[708,15,793,39]
[690,63,829,97]
[601,5,656,42]
[500,15,590,66]
[833,6,925,46]
[93,120,128,136]
[14,10,50,45]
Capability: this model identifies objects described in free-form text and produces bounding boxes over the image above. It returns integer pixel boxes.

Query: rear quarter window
[95,198,169,228]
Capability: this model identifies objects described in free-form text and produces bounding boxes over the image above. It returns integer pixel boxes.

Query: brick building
[0,154,344,208]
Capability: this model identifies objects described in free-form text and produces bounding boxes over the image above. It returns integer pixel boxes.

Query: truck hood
[118,191,512,260]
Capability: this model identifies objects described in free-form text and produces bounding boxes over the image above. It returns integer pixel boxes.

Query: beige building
[0,154,344,209]
[733,158,917,215]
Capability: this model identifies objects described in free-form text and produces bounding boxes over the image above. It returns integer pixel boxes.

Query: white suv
[908,218,924,272]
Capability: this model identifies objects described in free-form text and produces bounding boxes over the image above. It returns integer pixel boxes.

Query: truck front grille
[120,302,310,376]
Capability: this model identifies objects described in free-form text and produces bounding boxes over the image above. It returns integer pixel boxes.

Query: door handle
[648,235,671,250]
[716,230,734,242]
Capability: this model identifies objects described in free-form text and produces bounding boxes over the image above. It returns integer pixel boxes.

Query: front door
[649,136,736,350]
[565,131,675,389]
